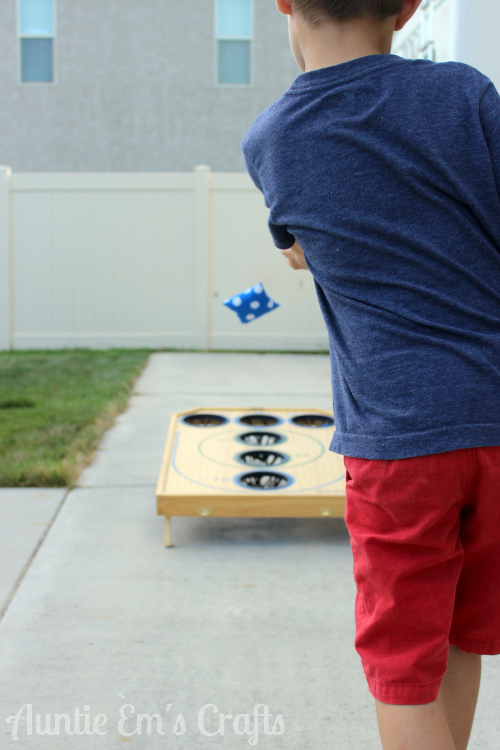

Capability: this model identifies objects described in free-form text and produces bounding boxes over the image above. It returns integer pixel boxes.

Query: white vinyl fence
[0,166,328,351]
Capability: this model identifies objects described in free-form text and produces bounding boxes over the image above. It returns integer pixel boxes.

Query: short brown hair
[291,0,406,23]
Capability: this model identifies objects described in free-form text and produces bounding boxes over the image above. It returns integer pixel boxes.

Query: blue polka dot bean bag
[223,283,280,324]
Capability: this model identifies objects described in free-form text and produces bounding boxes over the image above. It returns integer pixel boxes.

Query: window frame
[214,0,254,88]
[17,0,58,86]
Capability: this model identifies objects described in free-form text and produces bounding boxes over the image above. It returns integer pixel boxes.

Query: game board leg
[164,516,172,547]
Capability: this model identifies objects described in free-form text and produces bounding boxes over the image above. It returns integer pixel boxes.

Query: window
[19,0,56,83]
[216,0,252,85]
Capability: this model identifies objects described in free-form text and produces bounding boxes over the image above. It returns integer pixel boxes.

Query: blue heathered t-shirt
[241,54,500,460]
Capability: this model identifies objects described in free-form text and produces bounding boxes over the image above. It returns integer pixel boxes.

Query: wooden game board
[156,407,346,546]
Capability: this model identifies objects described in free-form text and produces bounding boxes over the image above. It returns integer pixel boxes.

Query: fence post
[0,166,12,351]
[193,165,212,350]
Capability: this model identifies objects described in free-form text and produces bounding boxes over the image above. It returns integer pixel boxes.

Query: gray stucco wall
[0,0,298,172]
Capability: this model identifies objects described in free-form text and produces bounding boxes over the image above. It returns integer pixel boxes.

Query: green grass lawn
[0,350,150,488]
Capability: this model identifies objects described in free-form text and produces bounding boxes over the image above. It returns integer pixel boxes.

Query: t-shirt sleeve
[480,82,500,196]
[267,219,296,250]
[242,144,296,251]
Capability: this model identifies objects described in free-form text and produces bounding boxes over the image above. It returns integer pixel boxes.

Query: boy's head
[276,0,421,72]
[290,0,406,24]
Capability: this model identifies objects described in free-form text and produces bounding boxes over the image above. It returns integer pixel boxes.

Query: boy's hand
[281,241,309,270]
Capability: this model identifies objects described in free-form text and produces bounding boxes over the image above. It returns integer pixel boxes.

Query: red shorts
[344,446,500,706]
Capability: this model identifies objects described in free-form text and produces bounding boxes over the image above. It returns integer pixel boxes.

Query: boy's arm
[242,144,308,266]
[281,242,309,270]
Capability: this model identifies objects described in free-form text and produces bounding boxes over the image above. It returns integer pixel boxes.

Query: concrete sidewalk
[0,489,67,618]
[0,353,498,749]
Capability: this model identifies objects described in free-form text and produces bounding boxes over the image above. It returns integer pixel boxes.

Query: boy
[241,1,500,749]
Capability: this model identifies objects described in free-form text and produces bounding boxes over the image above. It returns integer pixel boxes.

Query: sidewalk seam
[0,488,70,624]
[76,484,156,489]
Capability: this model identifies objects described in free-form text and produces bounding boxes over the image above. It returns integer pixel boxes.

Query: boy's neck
[292,16,395,73]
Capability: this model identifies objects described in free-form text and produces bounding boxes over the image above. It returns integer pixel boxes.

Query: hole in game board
[238,450,287,467]
[182,414,229,427]
[239,414,280,426]
[237,471,292,490]
[238,431,284,446]
[291,414,334,428]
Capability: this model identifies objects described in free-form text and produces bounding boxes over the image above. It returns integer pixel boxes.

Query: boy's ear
[275,0,293,16]
[394,0,423,32]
